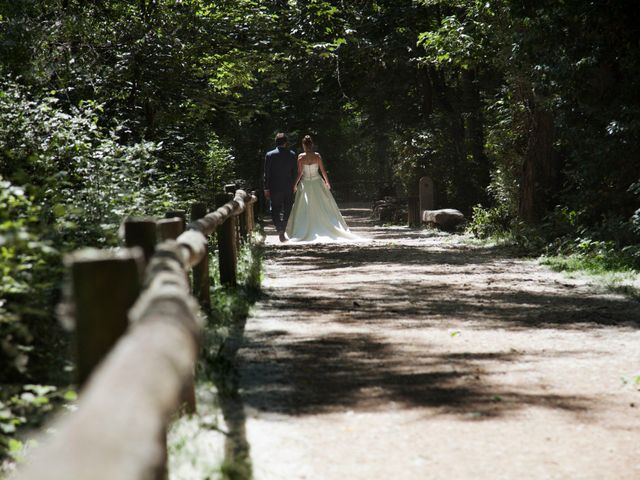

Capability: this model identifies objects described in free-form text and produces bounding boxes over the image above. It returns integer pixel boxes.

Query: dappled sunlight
[240,330,595,418]
[226,208,640,480]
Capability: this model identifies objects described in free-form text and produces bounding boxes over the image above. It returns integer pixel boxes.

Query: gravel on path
[234,207,640,480]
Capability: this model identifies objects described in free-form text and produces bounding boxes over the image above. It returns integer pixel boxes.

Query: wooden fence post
[165,210,186,231]
[190,202,210,309]
[247,192,256,238]
[218,215,238,287]
[17,242,202,480]
[215,193,238,287]
[224,186,243,250]
[249,191,257,234]
[239,205,249,242]
[124,218,157,264]
[68,248,144,387]
[157,217,184,242]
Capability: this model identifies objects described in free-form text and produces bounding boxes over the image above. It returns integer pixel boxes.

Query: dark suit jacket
[264,147,297,194]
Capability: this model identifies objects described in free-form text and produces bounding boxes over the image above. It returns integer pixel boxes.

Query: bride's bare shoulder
[299,152,321,164]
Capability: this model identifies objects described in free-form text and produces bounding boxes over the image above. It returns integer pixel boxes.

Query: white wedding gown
[285,163,360,243]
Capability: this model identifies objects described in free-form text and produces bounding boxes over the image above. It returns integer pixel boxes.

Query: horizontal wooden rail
[187,190,255,238]
[13,189,258,480]
[175,190,257,268]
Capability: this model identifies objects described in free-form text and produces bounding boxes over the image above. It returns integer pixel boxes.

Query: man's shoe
[279,232,287,243]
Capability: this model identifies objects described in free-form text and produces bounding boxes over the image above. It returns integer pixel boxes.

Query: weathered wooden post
[17,241,202,480]
[165,210,186,231]
[216,192,238,287]
[124,218,157,264]
[245,194,254,239]
[190,202,211,309]
[225,185,243,249]
[68,248,144,387]
[419,176,435,213]
[239,203,249,242]
[157,217,184,242]
[220,215,238,287]
[248,191,257,235]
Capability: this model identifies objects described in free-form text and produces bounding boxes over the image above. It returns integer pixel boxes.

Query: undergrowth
[468,205,640,299]
[540,255,640,300]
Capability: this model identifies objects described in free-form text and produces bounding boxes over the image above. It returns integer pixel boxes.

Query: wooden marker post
[68,248,144,387]
[419,176,435,213]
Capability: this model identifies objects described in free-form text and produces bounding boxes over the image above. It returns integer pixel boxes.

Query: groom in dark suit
[264,132,297,242]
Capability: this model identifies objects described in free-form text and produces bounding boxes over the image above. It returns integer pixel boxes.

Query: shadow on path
[240,329,596,417]
[214,351,253,479]
[241,208,640,419]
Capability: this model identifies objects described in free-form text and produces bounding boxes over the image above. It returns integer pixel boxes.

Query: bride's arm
[293,156,304,192]
[318,154,331,190]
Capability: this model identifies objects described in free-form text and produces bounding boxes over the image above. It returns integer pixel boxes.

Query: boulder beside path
[422,209,466,229]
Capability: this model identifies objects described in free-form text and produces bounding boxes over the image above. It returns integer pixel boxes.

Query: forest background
[1,0,639,463]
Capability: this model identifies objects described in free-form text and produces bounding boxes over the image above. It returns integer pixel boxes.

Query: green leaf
[1,422,17,434]
[52,204,66,218]
[63,390,78,401]
[9,438,23,453]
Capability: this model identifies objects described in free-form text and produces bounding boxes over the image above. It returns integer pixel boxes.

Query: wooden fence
[13,189,258,480]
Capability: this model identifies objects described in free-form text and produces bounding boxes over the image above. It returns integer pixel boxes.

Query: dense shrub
[0,78,183,463]
[0,80,179,383]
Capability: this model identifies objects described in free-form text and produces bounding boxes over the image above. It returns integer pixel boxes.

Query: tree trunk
[431,70,472,209]
[420,66,434,118]
[462,69,490,204]
[372,107,390,185]
[518,108,558,224]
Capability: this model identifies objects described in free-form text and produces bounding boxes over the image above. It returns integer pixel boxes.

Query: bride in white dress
[285,135,360,242]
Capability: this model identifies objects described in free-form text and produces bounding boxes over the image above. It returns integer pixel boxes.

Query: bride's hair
[302,135,313,148]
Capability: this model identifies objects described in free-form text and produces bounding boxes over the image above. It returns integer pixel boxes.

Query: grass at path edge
[168,232,264,480]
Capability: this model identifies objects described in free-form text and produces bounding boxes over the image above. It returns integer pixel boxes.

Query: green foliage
[0,79,175,376]
[541,252,640,300]
[2,0,640,469]
[191,136,236,206]
[0,79,175,463]
[168,238,263,479]
[544,237,640,273]
[418,2,495,70]
[196,236,263,373]
[0,385,77,465]
[0,177,53,380]
[467,204,513,239]
[631,181,640,236]
[237,233,264,292]
[0,81,176,246]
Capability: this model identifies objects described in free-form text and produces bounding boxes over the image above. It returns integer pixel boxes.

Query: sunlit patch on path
[238,206,640,479]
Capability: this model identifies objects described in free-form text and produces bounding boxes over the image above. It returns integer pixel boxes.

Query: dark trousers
[270,190,294,233]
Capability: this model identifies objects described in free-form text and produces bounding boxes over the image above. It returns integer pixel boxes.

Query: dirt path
[235,207,640,480]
